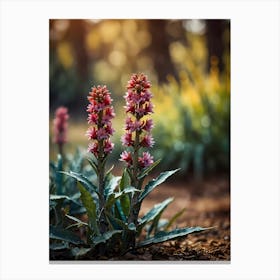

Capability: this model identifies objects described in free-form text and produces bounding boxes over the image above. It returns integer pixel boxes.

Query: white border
[0,0,279,279]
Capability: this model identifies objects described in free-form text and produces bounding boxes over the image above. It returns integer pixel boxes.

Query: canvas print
[49,19,230,261]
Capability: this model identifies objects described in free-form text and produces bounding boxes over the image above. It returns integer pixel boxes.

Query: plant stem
[126,117,142,250]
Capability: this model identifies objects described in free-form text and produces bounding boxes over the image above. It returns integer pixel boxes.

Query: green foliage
[51,158,208,258]
[50,225,84,245]
[138,169,180,202]
[77,182,99,236]
[137,227,209,248]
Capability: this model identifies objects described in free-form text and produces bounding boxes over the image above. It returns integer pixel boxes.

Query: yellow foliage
[57,42,73,69]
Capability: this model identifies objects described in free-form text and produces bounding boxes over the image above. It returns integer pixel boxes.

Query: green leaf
[138,169,180,202]
[49,225,84,245]
[138,159,161,179]
[146,219,168,237]
[60,171,98,195]
[50,194,72,202]
[106,212,128,230]
[49,242,69,251]
[106,187,140,210]
[119,168,130,191]
[137,227,209,248]
[139,197,174,226]
[71,247,92,259]
[115,200,127,222]
[119,169,131,216]
[165,208,186,231]
[77,182,100,235]
[65,214,88,227]
[87,158,98,175]
[92,230,122,246]
[104,174,121,199]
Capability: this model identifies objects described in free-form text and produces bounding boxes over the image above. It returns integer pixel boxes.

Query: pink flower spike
[138,152,154,168]
[53,106,69,145]
[119,151,133,166]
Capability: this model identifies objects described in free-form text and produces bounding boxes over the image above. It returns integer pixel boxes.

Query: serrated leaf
[60,171,98,195]
[137,227,209,248]
[115,200,127,222]
[165,208,186,231]
[138,159,161,179]
[106,187,140,210]
[119,169,131,216]
[104,174,121,199]
[139,197,174,226]
[77,182,99,235]
[138,169,180,202]
[49,225,84,245]
[92,230,122,246]
[65,214,88,226]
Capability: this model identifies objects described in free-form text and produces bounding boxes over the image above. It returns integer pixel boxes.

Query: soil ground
[51,175,230,261]
[111,175,230,261]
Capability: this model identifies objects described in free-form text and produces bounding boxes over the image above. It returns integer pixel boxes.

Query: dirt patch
[113,176,230,261]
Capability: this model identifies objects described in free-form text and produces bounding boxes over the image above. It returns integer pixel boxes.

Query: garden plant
[49,73,210,260]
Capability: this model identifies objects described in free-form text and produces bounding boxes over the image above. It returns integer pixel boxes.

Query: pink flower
[143,119,153,132]
[120,151,133,166]
[88,142,99,157]
[53,106,69,145]
[125,117,142,132]
[141,134,155,148]
[121,132,134,146]
[102,107,115,124]
[104,139,114,154]
[105,124,115,136]
[86,127,97,140]
[86,85,115,157]
[87,113,98,124]
[96,128,108,140]
[138,152,154,168]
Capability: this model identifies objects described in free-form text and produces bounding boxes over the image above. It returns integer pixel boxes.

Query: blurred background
[49,19,230,181]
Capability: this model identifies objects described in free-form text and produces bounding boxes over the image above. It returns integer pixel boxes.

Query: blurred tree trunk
[65,20,89,80]
[205,20,230,73]
[146,20,179,83]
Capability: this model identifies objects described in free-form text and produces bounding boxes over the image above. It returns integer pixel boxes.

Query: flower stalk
[86,85,115,235]
[120,73,154,249]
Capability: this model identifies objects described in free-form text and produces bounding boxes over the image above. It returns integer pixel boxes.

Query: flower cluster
[86,85,115,157]
[120,73,154,168]
[53,106,69,145]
